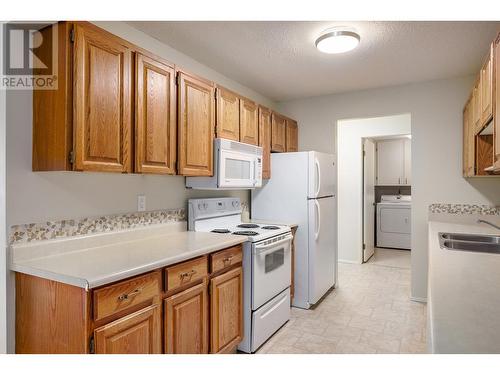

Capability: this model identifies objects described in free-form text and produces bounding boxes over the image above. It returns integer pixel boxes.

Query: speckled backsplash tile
[429,204,500,216]
[9,208,186,245]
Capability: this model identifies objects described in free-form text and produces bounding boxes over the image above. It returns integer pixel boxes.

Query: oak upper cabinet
[463,98,475,177]
[165,282,208,354]
[473,77,482,134]
[73,23,133,173]
[494,34,500,170]
[271,113,287,152]
[240,98,259,145]
[94,305,162,354]
[285,119,298,152]
[258,106,272,179]
[480,44,493,127]
[135,52,176,174]
[177,71,215,176]
[215,87,240,141]
[210,266,243,353]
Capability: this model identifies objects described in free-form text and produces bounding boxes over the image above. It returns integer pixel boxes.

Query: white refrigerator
[251,151,337,309]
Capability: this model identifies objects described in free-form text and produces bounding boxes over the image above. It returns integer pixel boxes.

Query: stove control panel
[188,198,242,226]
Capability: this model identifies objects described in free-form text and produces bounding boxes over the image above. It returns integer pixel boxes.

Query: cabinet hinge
[363,244,366,250]
[89,337,95,354]
[363,150,366,157]
[176,74,181,85]
[68,150,75,165]
[69,28,75,43]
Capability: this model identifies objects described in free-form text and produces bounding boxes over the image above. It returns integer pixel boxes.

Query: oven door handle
[254,235,293,255]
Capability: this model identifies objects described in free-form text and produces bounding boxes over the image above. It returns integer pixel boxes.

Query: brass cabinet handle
[180,269,197,280]
[118,288,141,301]
[223,256,233,265]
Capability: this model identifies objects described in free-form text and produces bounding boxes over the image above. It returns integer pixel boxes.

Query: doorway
[336,113,411,265]
[362,135,412,266]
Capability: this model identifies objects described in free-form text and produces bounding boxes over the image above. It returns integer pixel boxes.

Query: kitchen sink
[440,233,500,244]
[439,232,500,254]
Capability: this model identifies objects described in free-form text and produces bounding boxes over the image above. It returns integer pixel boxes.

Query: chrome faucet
[477,219,500,231]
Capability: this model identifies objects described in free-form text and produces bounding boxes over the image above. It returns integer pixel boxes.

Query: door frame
[0,25,7,352]
[362,138,376,263]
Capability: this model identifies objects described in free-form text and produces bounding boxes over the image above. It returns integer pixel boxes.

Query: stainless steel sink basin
[440,232,500,244]
[439,232,500,254]
[441,240,500,254]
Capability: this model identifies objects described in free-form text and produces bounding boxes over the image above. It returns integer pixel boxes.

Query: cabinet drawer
[93,272,161,322]
[165,256,208,291]
[210,246,242,273]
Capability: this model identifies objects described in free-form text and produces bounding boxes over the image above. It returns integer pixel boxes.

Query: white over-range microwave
[186,138,263,190]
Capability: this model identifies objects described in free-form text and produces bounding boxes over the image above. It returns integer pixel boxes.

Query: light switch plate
[137,195,146,212]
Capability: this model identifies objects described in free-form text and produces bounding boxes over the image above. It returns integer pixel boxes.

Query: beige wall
[278,76,500,301]
[4,21,277,352]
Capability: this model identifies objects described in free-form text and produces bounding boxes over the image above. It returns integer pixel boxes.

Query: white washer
[376,195,411,250]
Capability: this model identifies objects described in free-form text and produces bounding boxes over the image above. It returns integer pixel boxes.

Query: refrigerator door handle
[315,158,321,197]
[314,199,321,241]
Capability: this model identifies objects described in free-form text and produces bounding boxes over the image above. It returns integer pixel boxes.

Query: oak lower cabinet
[259,106,272,179]
[177,70,215,176]
[94,304,162,354]
[210,267,243,353]
[16,244,243,354]
[271,113,287,152]
[164,282,208,354]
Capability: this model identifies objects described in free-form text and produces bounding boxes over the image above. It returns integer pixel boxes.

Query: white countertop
[10,223,247,290]
[428,214,500,353]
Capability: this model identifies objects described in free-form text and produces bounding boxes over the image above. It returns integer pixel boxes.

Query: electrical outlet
[137,195,146,212]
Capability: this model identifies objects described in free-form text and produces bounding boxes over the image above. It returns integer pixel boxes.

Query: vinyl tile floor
[255,260,427,354]
[367,248,411,269]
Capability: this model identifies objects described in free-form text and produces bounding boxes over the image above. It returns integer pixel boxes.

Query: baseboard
[338,259,362,264]
[410,296,427,303]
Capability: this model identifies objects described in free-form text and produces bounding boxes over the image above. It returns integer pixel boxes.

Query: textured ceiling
[129,21,500,102]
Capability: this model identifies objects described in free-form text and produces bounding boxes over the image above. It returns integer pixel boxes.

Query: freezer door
[308,152,336,198]
[308,196,336,304]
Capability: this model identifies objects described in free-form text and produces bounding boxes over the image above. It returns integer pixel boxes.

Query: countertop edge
[11,236,247,290]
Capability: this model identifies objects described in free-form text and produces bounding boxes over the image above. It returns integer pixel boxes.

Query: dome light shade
[315,30,360,54]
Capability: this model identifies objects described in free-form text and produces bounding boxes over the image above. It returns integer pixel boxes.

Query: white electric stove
[188,197,292,353]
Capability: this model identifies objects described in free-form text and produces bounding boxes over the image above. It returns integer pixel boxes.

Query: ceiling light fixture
[315,28,360,54]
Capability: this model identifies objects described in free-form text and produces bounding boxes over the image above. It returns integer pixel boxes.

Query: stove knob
[203,203,208,209]
[198,203,204,210]
[232,201,239,208]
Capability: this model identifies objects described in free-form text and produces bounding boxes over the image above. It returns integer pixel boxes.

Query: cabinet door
[463,99,476,177]
[473,78,482,134]
[285,119,298,152]
[73,23,132,172]
[210,267,243,353]
[94,304,161,354]
[376,139,405,185]
[177,71,215,176]
[135,52,176,174]
[494,35,500,170]
[271,113,286,152]
[240,98,259,145]
[480,45,493,126]
[165,282,208,354]
[258,106,272,179]
[403,138,411,185]
[216,87,240,141]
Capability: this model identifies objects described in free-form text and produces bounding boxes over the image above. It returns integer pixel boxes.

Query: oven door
[218,149,260,188]
[252,234,292,310]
